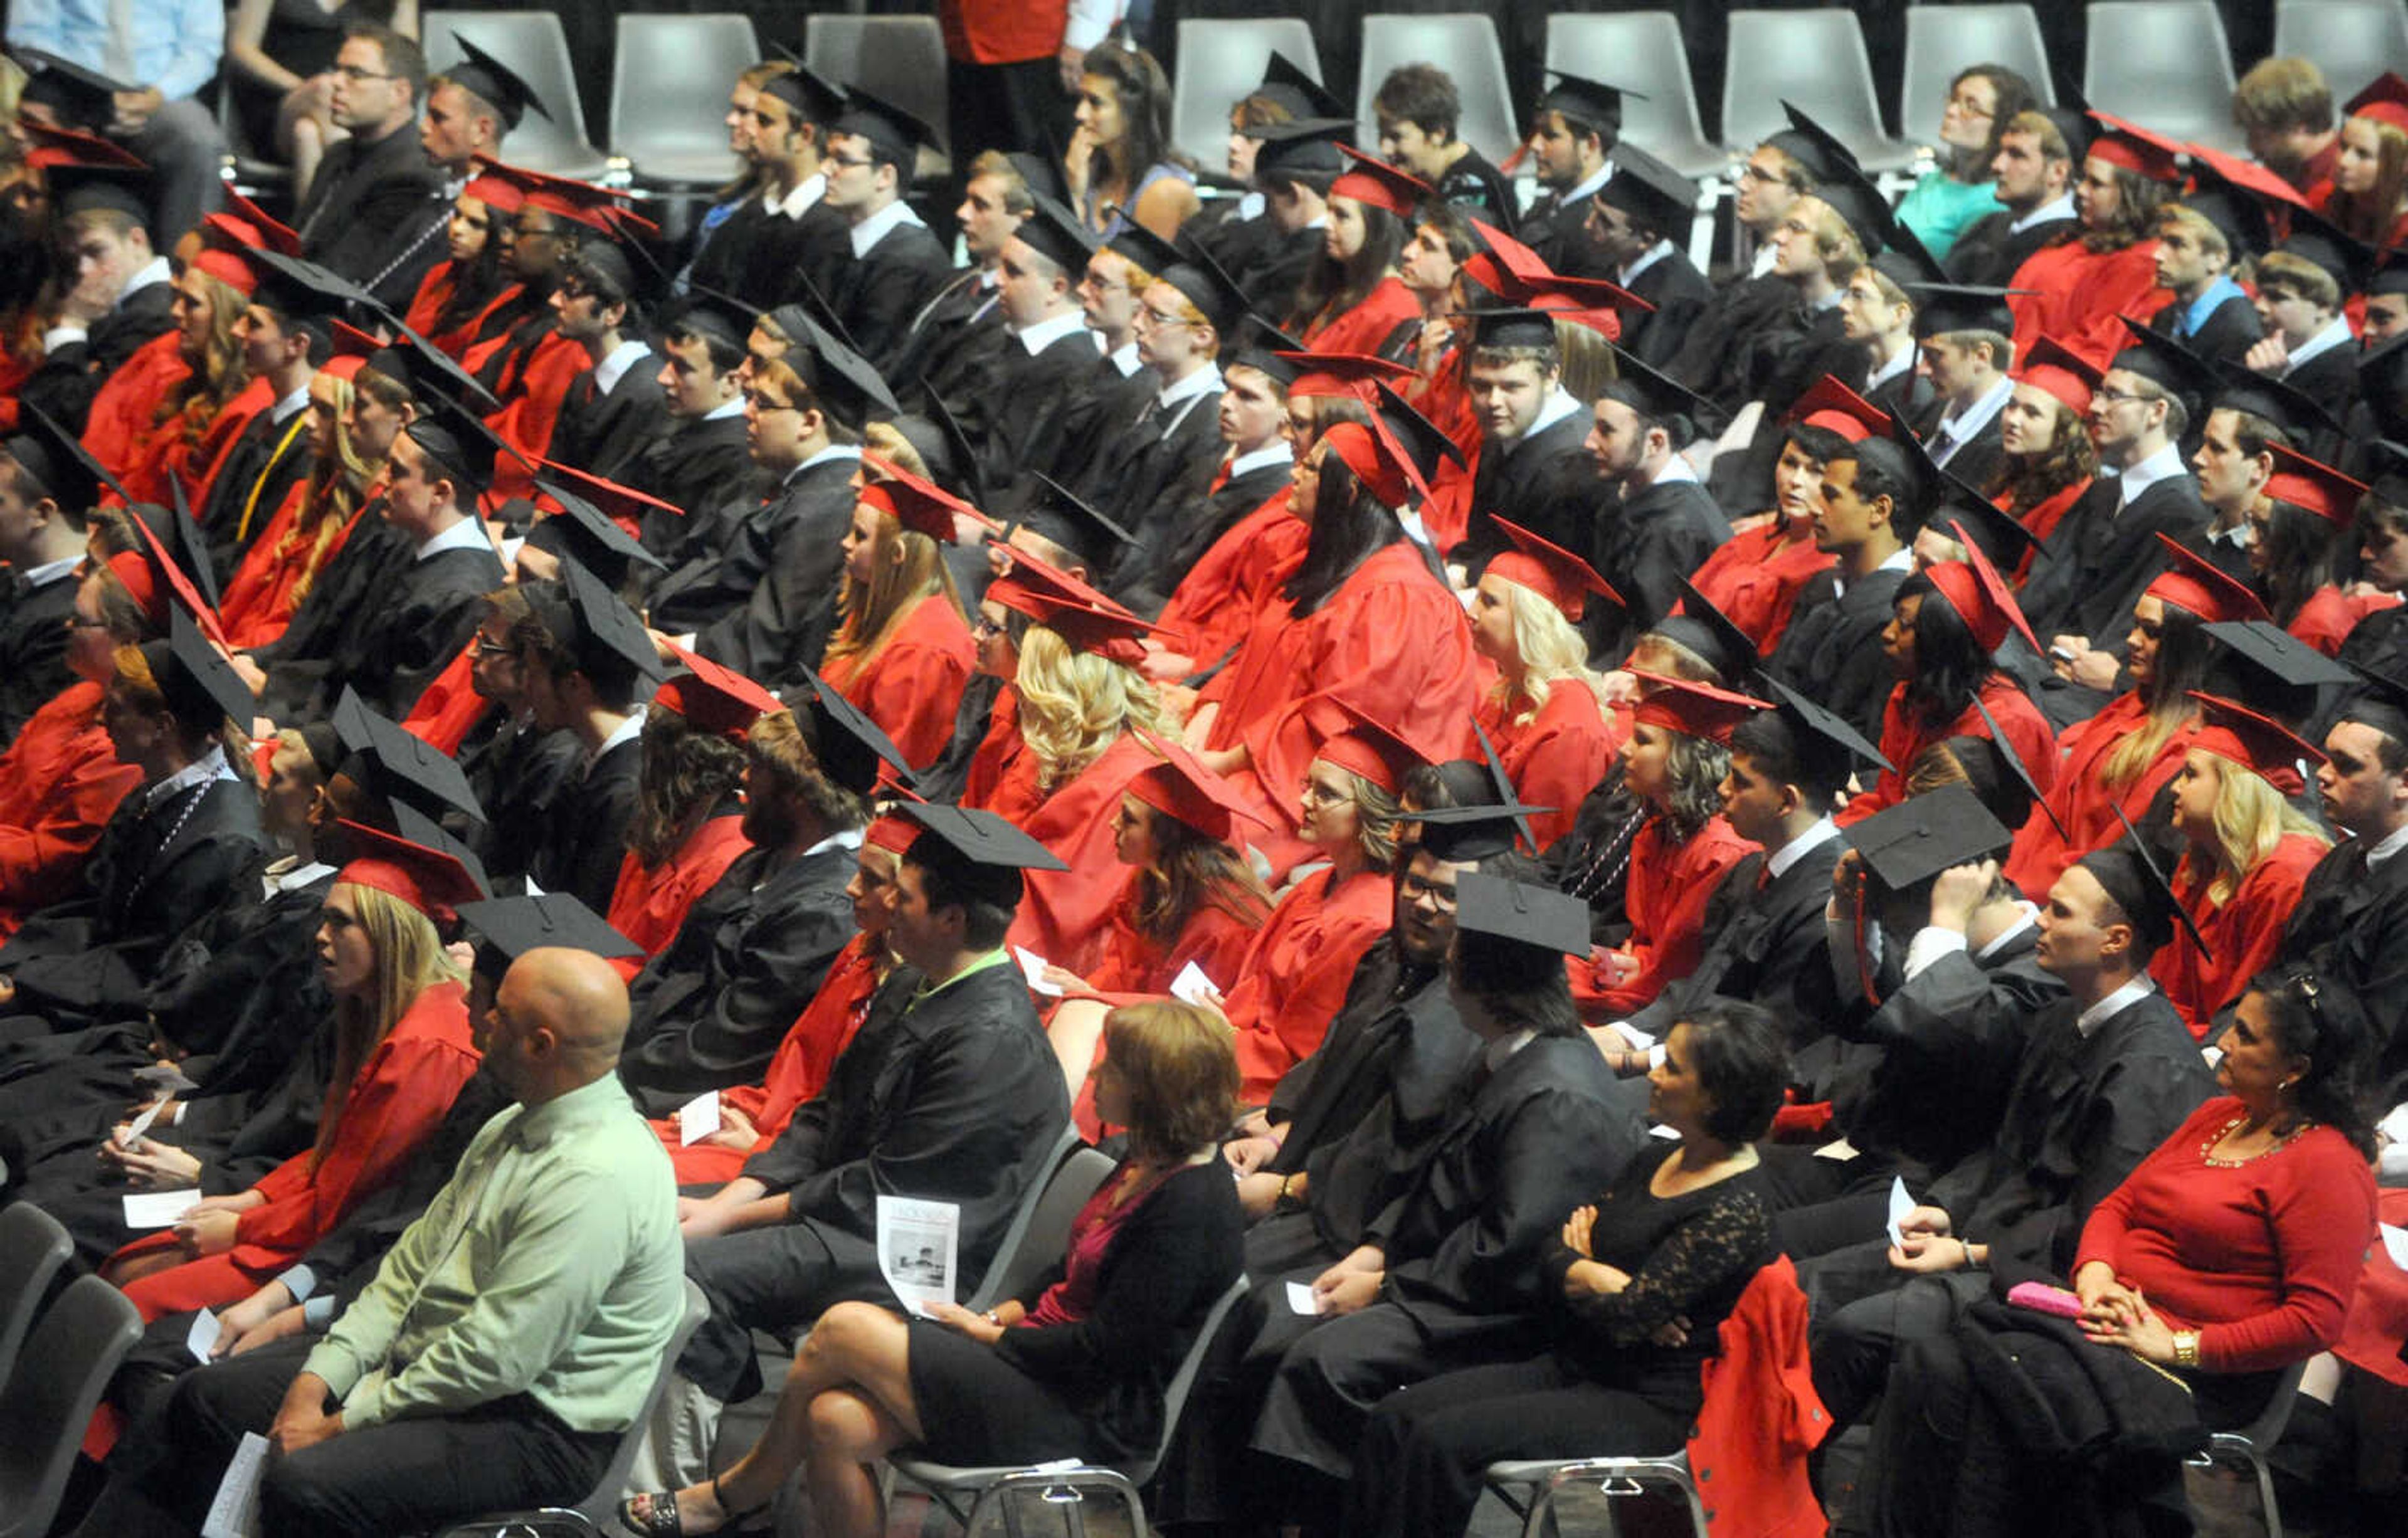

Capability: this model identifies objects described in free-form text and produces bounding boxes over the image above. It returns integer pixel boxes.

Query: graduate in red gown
[99,823,486,1322]
[399,164,522,359]
[601,655,762,970]
[818,470,978,772]
[2315,75,2408,250]
[2255,445,2404,655]
[1685,377,1870,653]
[2005,118,2180,367]
[2155,696,2333,1035]
[1987,336,2101,574]
[1467,517,1623,848]
[1287,150,1427,356]
[82,215,265,505]
[216,355,388,648]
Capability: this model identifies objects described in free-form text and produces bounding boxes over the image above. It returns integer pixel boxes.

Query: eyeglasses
[333,64,398,84]
[828,153,876,172]
[1138,305,1193,330]
[745,392,801,415]
[472,637,517,660]
[2091,385,2153,406]
[971,614,1008,640]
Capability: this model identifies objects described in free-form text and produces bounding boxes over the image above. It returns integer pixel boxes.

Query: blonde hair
[823,503,966,670]
[1013,625,1165,792]
[1487,578,1609,725]
[316,881,464,1164]
[278,371,383,608]
[156,267,252,438]
[862,419,929,478]
[2187,754,2329,907]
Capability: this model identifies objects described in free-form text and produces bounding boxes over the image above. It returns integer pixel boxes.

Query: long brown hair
[1129,800,1270,948]
[628,702,746,865]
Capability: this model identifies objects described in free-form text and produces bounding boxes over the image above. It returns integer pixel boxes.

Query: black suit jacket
[19,279,174,433]
[829,218,956,376]
[293,119,446,302]
[2283,837,2408,1098]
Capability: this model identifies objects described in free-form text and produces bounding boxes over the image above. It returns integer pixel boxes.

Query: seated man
[71,944,684,1538]
[1768,435,1923,740]
[7,2,226,243]
[288,25,445,312]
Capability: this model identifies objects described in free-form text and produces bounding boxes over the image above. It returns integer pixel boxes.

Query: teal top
[302,1072,684,1433]
[1895,172,2005,264]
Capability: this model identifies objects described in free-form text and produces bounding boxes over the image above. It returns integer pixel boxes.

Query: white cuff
[1903,926,1969,981]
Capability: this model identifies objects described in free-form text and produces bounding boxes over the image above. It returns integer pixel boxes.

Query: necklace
[2200,1110,2315,1167]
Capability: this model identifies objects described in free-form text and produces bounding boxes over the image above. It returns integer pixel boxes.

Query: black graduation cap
[1811,158,1894,257]
[374,315,502,412]
[1605,344,1717,438]
[1415,801,1553,861]
[123,490,225,634]
[1011,192,1102,277]
[663,289,758,357]
[1259,50,1343,120]
[1590,142,1700,240]
[1754,672,1891,782]
[1105,218,1184,282]
[2180,158,2280,262]
[156,608,255,734]
[2111,317,2221,423]
[833,80,942,164]
[786,312,897,435]
[47,161,153,225]
[894,799,1067,909]
[1371,381,1465,490]
[2203,618,2358,697]
[2368,247,2408,300]
[1663,577,1763,684]
[1154,240,1250,336]
[2275,203,2374,295]
[789,663,915,797]
[6,44,133,132]
[756,48,848,122]
[444,33,551,130]
[1840,783,2012,894]
[1779,101,1863,181]
[456,893,642,970]
[1453,871,1592,957]
[1229,314,1312,386]
[540,553,665,682]
[403,390,510,495]
[1005,132,1077,209]
[4,401,122,512]
[248,248,372,324]
[1250,117,1354,182]
[2034,100,2094,164]
[1537,71,1643,137]
[1908,283,2022,339]
[2104,801,2209,959]
[331,686,488,824]
[1936,480,2047,568]
[2210,364,2342,446]
[2358,334,2408,435]
[1462,306,1569,352]
[1876,416,1945,535]
[1968,693,2067,840]
[1465,718,1538,853]
[527,475,667,589]
[922,391,989,510]
[1018,470,1138,562]
[1871,222,1948,288]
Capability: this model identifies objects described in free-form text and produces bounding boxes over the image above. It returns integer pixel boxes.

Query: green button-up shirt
[302,1072,683,1432]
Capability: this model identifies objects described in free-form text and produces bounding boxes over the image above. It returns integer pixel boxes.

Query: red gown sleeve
[1482,685,1622,851]
[399,640,494,755]
[1155,495,1308,666]
[1219,870,1393,1102]
[605,813,753,972]
[837,598,976,771]
[2157,837,2329,1035]
[0,687,142,934]
[1595,816,1757,1015]
[1005,735,1158,969]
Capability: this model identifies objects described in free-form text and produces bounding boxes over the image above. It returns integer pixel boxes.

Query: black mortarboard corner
[791,663,915,798]
[1940,487,2047,569]
[1230,315,1312,386]
[1840,784,2013,895]
[756,47,848,122]
[1909,283,2024,339]
[1250,117,1355,182]
[384,800,494,900]
[1453,872,1592,957]
[2211,364,2343,446]
[403,389,512,496]
[1968,693,2068,840]
[527,474,667,590]
[833,81,942,165]
[1812,157,1895,258]
[1754,673,1891,791]
[1538,71,1643,137]
[1661,577,1764,685]
[1371,381,1466,488]
[2105,802,2209,959]
[2202,618,2357,710]
[2111,317,2222,424]
[374,314,503,411]
[543,553,665,683]
[457,893,642,973]
[1464,306,1569,352]
[1005,131,1077,208]
[46,160,152,225]
[443,33,551,129]
[1590,142,1700,239]
[895,800,1068,910]
[786,312,898,435]
[1780,102,1862,181]
[5,402,121,513]
[1465,719,1538,853]
[1105,218,1184,282]
[1020,470,1138,561]
[922,391,988,510]
[1154,239,1251,337]
[1259,50,1344,120]
[2275,203,2374,295]
[1872,223,1948,288]
[1605,344,1718,441]
[332,686,488,824]
[1012,192,1102,277]
[1415,801,1555,862]
[665,289,758,357]
[6,44,133,132]
[158,608,255,735]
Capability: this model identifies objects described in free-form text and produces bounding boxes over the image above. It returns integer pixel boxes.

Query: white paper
[1286,1280,1323,1316]
[186,1307,223,1363]
[1013,945,1064,997]
[134,1063,198,1093]
[877,1196,961,1317]
[1885,1177,1916,1250]
[122,1189,203,1229]
[1170,962,1216,1005]
[1814,1137,1861,1162]
[2382,1223,2408,1272]
[1647,1122,1682,1140]
[677,1090,720,1147]
[201,1431,268,1538]
[119,1098,168,1149]
[522,873,545,897]
[2379,1102,2408,1148]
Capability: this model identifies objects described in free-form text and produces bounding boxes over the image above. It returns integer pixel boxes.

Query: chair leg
[2251,1450,2283,1538]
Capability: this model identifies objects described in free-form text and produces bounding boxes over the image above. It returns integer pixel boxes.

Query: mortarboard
[2189,691,2326,793]
[2211,366,2343,446]
[2017,334,2103,416]
[1909,283,2023,339]
[1870,221,1947,288]
[219,189,302,256]
[756,52,848,122]
[2106,800,2209,960]
[1103,218,1184,283]
[894,801,1067,914]
[2085,111,2187,184]
[1464,717,1538,851]
[1488,515,1621,621]
[19,117,143,171]
[1329,145,1433,218]
[1281,349,1417,399]
[1655,577,1762,680]
[1126,730,1270,845]
[1538,71,1642,137]
[1258,50,1343,120]
[402,391,510,495]
[985,572,1156,665]
[443,33,551,129]
[832,81,942,164]
[4,401,122,512]
[1371,379,1466,485]
[2178,147,2305,260]
[1228,315,1312,387]
[1453,871,1592,957]
[1414,801,1555,862]
[154,608,256,735]
[2110,317,2221,424]
[1842,783,2014,893]
[1005,130,1076,208]
[789,663,914,796]
[1152,241,1252,336]
[539,553,665,682]
[1464,305,1585,356]
[2367,246,2408,300]
[2074,834,2184,952]
[921,389,987,509]
[781,312,897,433]
[1017,470,1138,562]
[330,818,488,920]
[1630,673,1772,745]
[1936,489,2046,569]
[2145,534,2269,624]
[1318,412,1428,510]
[1010,192,1101,277]
[1778,102,1861,181]
[478,162,633,234]
[46,159,152,225]
[1965,693,2066,838]
[2347,72,2408,135]
[1926,529,2041,654]
[7,44,133,131]
[663,289,757,356]
[2275,203,2374,295]
[1249,117,1355,182]
[1605,344,1717,435]
[456,893,641,968]
[2202,618,2358,697]
[529,461,673,586]
[330,687,487,824]
[1590,142,1698,238]
[1755,673,1893,780]
[1788,375,1891,443]
[2264,443,2366,527]
[860,464,981,544]
[460,155,529,214]
[109,504,221,641]
[1302,696,1430,796]
[653,647,783,740]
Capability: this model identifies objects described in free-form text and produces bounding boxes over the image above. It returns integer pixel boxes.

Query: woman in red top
[1686,399,1856,655]
[2156,697,2333,1035]
[1987,334,2099,572]
[2254,444,2402,656]
[817,471,976,772]
[1468,518,1622,850]
[601,672,754,968]
[1289,150,1426,357]
[218,357,392,648]
[98,824,485,1322]
[2318,75,2408,249]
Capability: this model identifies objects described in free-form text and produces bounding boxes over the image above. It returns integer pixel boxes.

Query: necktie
[1207,454,1232,495]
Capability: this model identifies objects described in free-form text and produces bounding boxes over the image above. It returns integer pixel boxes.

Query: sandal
[616,1475,759,1537]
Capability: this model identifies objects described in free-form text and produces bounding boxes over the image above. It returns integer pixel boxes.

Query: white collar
[702,396,746,421]
[1767,816,1839,879]
[1559,161,1613,208]
[1977,902,2038,959]
[1012,306,1096,357]
[1227,441,1293,480]
[788,443,863,482]
[801,825,867,861]
[592,339,652,396]
[2076,974,2158,1038]
[1832,543,1915,599]
[2113,441,2187,506]
[1649,450,1702,487]
[1511,386,1585,450]
[1106,339,1141,376]
[1749,240,1780,279]
[1483,1027,1537,1068]
[1156,360,1223,411]
[2009,192,2076,234]
[144,745,233,811]
[1935,374,2015,445]
[268,382,312,424]
[769,171,826,219]
[1235,190,1265,221]
[268,858,337,895]
[2362,819,2408,869]
[589,704,647,767]
[19,551,84,587]
[1866,344,1916,392]
[413,515,493,563]
[2283,314,2355,373]
[848,198,924,258]
[119,255,172,305]
[1619,240,1675,287]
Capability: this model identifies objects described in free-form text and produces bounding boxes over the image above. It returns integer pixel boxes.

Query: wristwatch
[2172,1330,2200,1369]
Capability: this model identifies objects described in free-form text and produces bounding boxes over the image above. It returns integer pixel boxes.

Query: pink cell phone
[2006,1281,2085,1319]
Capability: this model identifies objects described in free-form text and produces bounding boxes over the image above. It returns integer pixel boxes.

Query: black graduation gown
[1925,406,2006,492]
[889,268,1000,411]
[1734,301,1861,419]
[1430,148,1516,234]
[2338,605,2408,693]
[684,197,768,302]
[456,710,584,887]
[2281,836,2408,1101]
[1122,458,1292,619]
[1228,223,1321,322]
[1042,360,1153,497]
[529,735,640,913]
[981,324,1106,503]
[1540,767,1642,942]
[199,403,316,581]
[544,347,670,484]
[914,672,1003,806]
[631,413,761,551]
[1589,475,1732,659]
[291,118,446,300]
[1867,366,1936,428]
[685,455,862,687]
[1452,409,1599,574]
[1943,212,2075,288]
[1769,564,1911,740]
[829,219,957,376]
[748,203,853,315]
[1617,252,1713,372]
[1621,833,1844,1047]
[250,512,413,722]
[2151,292,2262,367]
[18,279,174,433]
[1664,274,1798,406]
[316,540,507,720]
[2281,343,2360,425]
[2018,473,2209,651]
[0,569,77,749]
[618,840,858,1105]
[1518,187,1613,282]
[1089,389,1228,589]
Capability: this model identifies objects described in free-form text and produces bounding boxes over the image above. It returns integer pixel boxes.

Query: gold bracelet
[1277,1173,1295,1203]
[2172,1330,2200,1369]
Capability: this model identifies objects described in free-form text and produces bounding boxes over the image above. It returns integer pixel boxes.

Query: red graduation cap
[2086,112,2188,184]
[536,456,680,536]
[983,547,1157,665]
[1488,516,1623,621]
[1280,350,1417,401]
[2263,443,2368,527]
[331,818,487,920]
[1928,525,2041,654]
[1329,145,1435,218]
[655,645,783,740]
[1319,414,1428,509]
[463,155,527,214]
[2016,334,2104,416]
[858,461,985,543]
[2347,73,2408,135]
[189,220,265,298]
[482,162,629,232]
[2187,692,2326,794]
[19,119,144,170]
[1301,695,1430,795]
[1787,374,1891,443]
[865,812,920,854]
[1459,218,1553,299]
[220,188,302,256]
[2145,533,2270,624]
[2182,142,2311,214]
[1630,673,1772,745]
[1127,729,1270,844]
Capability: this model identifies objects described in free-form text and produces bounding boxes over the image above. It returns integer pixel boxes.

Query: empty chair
[2273,0,2408,102]
[1171,18,1324,172]
[1899,4,2057,146]
[0,1204,71,1391]
[1544,12,1727,180]
[610,14,761,187]
[1722,10,1918,171]
[0,1275,143,1538]
[965,1131,1115,1313]
[213,77,295,198]
[803,14,952,180]
[422,11,612,181]
[1354,14,1520,166]
[2187,1359,2311,1538]
[2085,1,2244,154]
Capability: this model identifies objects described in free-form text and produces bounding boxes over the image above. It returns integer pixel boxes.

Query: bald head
[491,946,631,1101]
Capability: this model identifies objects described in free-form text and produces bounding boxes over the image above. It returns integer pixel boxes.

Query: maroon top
[1023,1162,1177,1329]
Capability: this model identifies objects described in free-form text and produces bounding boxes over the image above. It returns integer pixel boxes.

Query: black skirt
[906,1317,1098,1467]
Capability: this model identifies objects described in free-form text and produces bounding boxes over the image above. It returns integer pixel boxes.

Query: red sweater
[2075,1096,2376,1374]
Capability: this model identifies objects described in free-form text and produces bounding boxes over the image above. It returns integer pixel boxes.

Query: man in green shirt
[76,945,682,1538]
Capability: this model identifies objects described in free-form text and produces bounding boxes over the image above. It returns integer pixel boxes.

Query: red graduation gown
[0,682,143,938]
[1838,676,2057,826]
[482,331,588,505]
[1153,491,1308,667]
[1220,864,1393,1103]
[961,684,1025,812]
[217,486,369,650]
[187,376,277,520]
[1067,884,1265,1138]
[80,330,189,492]
[605,810,753,975]
[1003,734,1160,971]
[1582,813,1756,1018]
[2155,832,2330,1036]
[2006,239,2172,368]
[399,640,495,755]
[1686,522,1834,655]
[1474,681,1623,850]
[820,594,977,772]
[2289,585,2400,657]
[2003,690,2195,899]
[110,980,480,1322]
[1297,275,1420,357]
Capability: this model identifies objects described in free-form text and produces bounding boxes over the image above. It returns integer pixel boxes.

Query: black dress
[231,0,389,156]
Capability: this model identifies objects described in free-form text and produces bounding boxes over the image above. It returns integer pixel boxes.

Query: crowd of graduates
[4,9,2408,1538]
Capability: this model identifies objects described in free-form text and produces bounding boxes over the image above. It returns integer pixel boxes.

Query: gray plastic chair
[0,1275,143,1538]
[1898,4,2057,148]
[2273,0,2408,103]
[1171,19,1324,174]
[2186,1359,2311,1538]
[1354,14,1521,166]
[965,1129,1115,1314]
[423,11,613,180]
[2084,1,2244,154]
[609,14,759,188]
[1723,10,1918,171]
[430,1278,710,1538]
[885,1275,1250,1538]
[1545,12,1727,181]
[0,1204,71,1392]
[212,77,295,198]
[803,14,953,181]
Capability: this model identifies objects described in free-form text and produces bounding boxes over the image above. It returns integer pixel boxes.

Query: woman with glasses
[1894,65,2038,264]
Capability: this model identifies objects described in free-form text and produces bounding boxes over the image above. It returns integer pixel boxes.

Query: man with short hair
[1242,117,1349,318]
[891,149,1032,412]
[199,266,334,579]
[1373,63,1513,232]
[1768,436,1920,739]
[2148,204,2261,366]
[291,25,446,310]
[1452,313,1595,574]
[1917,308,2017,485]
[1662,125,1839,392]
[6,0,228,240]
[1079,261,1232,542]
[1945,108,2081,288]
[637,298,764,548]
[2234,55,2341,202]
[690,61,849,310]
[520,562,657,910]
[0,424,92,744]
[977,198,1104,498]
[1515,72,1622,278]
[544,245,668,483]
[2285,693,2408,1099]
[1584,145,1709,370]
[821,88,956,374]
[2244,248,2359,419]
[1582,351,1733,656]
[18,202,172,433]
[2189,395,2288,582]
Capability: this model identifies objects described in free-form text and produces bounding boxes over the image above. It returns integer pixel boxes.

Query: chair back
[2273,0,2408,103]
[1354,14,1520,166]
[1723,10,1914,169]
[423,12,611,179]
[966,1128,1111,1312]
[1899,5,2057,147]
[609,14,761,186]
[1170,19,1324,172]
[0,1204,71,1391]
[1122,1274,1250,1485]
[1545,13,1724,179]
[0,1276,142,1538]
[2083,2,2242,154]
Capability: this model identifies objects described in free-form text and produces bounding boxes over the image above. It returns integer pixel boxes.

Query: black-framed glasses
[333,64,398,84]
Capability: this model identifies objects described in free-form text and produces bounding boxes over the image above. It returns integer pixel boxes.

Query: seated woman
[2317,74,2408,249]
[600,666,753,967]
[1849,964,2379,1537]
[1986,334,2099,568]
[1287,150,1423,357]
[1469,517,1622,849]
[2157,695,2332,1035]
[100,231,256,509]
[1340,1002,1788,1538]
[622,999,1244,1538]
[226,0,420,194]
[1690,386,1861,655]
[402,164,521,357]
[218,356,389,648]
[98,823,482,1322]
[816,471,976,772]
[1065,39,1198,241]
[1893,65,2037,262]
[2258,444,2401,655]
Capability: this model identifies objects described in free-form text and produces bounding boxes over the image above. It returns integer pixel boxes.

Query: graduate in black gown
[636,295,768,549]
[820,88,956,377]
[517,557,663,912]
[1583,145,1711,374]
[1583,347,1733,660]
[541,242,668,485]
[1769,434,1925,740]
[0,408,101,747]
